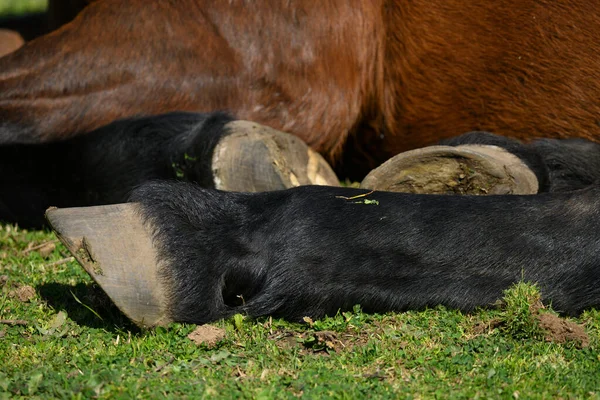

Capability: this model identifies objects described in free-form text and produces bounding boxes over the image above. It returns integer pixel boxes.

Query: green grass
[1,224,599,399]
[0,0,47,16]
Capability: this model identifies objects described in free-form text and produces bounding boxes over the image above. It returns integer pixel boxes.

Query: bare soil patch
[537,313,589,348]
[187,325,227,348]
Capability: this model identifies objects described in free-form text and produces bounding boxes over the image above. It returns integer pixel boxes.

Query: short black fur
[0,111,234,227]
[3,111,600,229]
[131,181,600,324]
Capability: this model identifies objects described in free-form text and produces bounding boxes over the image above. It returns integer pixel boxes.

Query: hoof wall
[46,204,170,328]
[213,121,339,192]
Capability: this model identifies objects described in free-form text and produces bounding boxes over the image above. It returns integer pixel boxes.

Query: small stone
[187,325,226,348]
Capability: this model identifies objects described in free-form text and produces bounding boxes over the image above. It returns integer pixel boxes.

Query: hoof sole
[361,145,539,195]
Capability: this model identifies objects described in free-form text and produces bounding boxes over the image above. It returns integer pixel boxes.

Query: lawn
[1,224,599,398]
[0,0,46,16]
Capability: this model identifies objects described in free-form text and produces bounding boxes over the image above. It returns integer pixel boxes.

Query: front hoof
[361,145,539,195]
[45,204,170,328]
[212,121,339,192]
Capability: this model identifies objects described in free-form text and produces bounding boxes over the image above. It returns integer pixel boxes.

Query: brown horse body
[1,0,599,177]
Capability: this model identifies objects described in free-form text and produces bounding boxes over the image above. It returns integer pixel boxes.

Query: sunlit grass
[1,223,599,398]
[0,0,47,16]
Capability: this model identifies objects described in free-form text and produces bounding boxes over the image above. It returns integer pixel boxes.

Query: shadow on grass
[37,282,140,333]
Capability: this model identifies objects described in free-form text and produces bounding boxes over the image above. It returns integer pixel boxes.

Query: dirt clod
[473,291,589,348]
[187,325,226,348]
[11,285,36,302]
[312,330,341,352]
[537,313,589,348]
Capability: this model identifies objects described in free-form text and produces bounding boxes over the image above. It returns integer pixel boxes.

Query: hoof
[46,204,169,328]
[213,121,339,192]
[361,145,539,195]
[0,29,24,58]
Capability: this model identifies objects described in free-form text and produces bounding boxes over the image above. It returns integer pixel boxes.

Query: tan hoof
[361,145,539,195]
[213,121,339,192]
[46,204,169,328]
[0,29,24,58]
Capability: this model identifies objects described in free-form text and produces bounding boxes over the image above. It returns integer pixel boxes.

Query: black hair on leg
[0,111,234,227]
[131,180,600,324]
[528,138,600,191]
